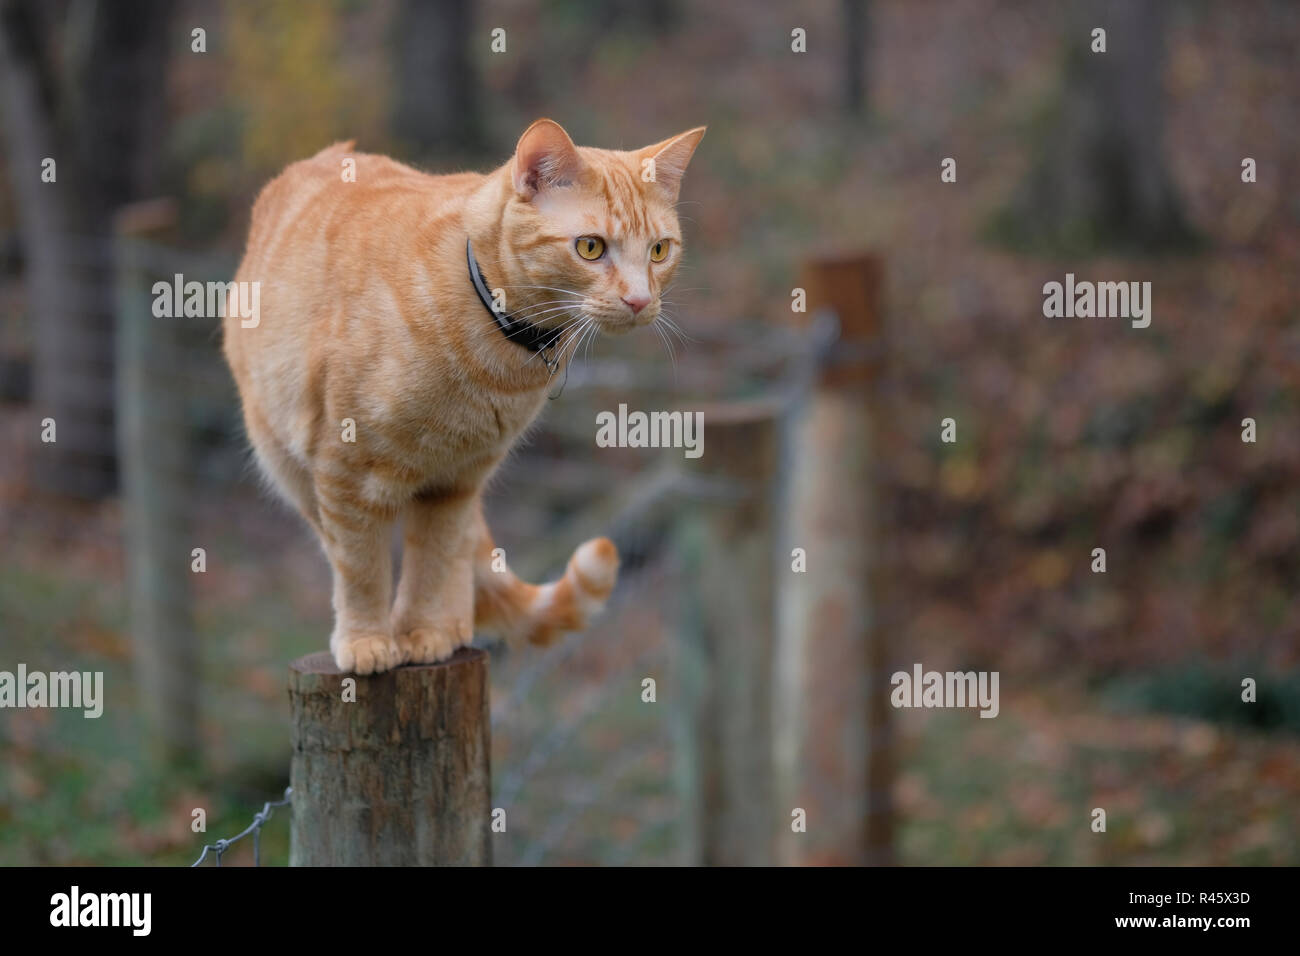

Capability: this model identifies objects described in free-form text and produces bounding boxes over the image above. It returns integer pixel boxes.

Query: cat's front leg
[317,482,401,674]
[391,490,477,664]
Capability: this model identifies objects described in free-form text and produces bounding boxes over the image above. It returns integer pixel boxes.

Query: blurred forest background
[0,0,1297,865]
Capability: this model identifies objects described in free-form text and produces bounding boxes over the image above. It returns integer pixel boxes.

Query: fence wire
[190,787,292,867]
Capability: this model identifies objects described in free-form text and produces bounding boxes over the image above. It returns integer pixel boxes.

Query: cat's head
[495,119,705,336]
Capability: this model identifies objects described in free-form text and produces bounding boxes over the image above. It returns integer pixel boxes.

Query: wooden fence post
[674,399,783,866]
[113,200,199,764]
[776,252,894,865]
[288,648,492,866]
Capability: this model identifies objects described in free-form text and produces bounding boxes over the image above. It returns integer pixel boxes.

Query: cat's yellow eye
[576,236,606,260]
[650,239,671,262]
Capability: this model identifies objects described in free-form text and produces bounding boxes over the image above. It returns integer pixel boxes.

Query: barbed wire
[190,787,292,867]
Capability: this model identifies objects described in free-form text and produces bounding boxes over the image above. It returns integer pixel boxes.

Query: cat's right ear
[512,119,585,200]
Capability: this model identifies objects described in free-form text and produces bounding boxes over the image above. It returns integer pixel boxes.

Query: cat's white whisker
[657,314,695,345]
[471,301,586,340]
[525,314,586,368]
[567,319,596,365]
[504,303,585,322]
[652,318,678,378]
[498,284,587,298]
[580,320,602,364]
[559,317,597,369]
[474,301,582,326]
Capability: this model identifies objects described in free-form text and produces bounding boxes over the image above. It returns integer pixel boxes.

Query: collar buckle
[541,345,560,375]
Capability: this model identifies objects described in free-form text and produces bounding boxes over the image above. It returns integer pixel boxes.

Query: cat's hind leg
[242,404,322,529]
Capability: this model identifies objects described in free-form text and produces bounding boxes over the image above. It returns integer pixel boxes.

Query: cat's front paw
[397,621,472,665]
[332,630,402,675]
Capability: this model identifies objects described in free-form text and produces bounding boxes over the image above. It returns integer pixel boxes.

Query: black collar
[466,239,563,373]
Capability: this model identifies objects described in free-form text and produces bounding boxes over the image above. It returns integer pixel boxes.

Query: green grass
[898,691,1300,866]
[0,559,305,865]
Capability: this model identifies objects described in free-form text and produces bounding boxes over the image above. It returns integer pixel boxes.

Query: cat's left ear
[512,119,586,200]
[637,127,706,201]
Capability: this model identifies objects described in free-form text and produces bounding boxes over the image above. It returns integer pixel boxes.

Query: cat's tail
[472,512,619,647]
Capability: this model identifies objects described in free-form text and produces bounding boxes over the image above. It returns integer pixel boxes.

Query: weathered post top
[288,647,491,866]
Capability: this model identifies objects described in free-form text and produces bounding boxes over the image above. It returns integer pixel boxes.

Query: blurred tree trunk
[842,0,869,115]
[995,0,1193,252]
[0,0,171,498]
[645,0,678,34]
[391,0,481,158]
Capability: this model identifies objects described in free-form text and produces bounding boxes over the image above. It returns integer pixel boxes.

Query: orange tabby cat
[223,119,704,674]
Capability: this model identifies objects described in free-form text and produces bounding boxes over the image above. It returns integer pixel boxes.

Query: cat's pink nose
[622,294,651,315]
